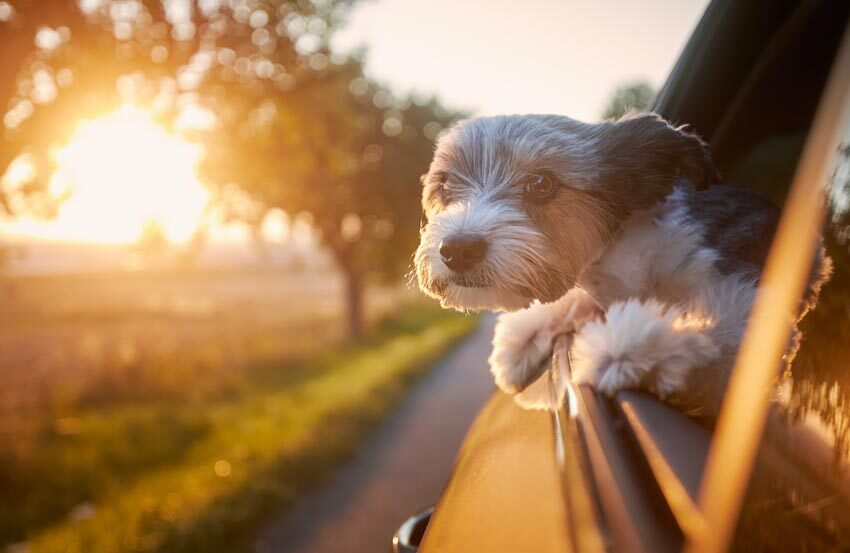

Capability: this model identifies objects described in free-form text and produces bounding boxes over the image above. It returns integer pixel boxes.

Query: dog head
[414,113,716,312]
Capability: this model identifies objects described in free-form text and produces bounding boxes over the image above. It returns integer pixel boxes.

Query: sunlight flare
[6,105,210,244]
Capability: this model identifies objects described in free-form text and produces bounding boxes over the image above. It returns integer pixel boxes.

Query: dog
[414,113,831,415]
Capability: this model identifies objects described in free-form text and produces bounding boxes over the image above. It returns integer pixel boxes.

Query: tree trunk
[342,266,364,340]
[324,213,365,339]
[331,246,364,340]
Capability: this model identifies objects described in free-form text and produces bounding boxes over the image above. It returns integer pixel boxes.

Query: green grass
[9,305,476,553]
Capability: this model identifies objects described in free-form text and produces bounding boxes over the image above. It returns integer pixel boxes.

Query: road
[254,314,497,553]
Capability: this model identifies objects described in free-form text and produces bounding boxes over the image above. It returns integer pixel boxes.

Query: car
[393,0,850,551]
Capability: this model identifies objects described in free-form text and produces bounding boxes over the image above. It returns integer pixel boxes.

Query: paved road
[254,315,497,553]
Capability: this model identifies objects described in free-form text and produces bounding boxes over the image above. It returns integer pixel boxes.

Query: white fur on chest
[578,203,719,307]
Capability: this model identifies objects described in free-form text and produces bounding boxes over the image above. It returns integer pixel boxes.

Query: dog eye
[523,173,557,201]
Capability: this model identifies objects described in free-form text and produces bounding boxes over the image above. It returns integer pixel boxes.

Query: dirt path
[254,314,497,553]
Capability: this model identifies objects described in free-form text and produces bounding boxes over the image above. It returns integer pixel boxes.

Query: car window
[714,0,850,196]
[694,27,850,552]
[725,82,850,553]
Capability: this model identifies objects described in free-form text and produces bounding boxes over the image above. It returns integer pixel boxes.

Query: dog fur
[414,113,831,415]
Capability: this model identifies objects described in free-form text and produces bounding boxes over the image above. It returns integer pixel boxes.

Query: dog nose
[440,234,488,272]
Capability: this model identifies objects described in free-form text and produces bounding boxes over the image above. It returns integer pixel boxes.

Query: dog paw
[489,309,554,394]
[488,289,600,394]
[571,299,719,399]
[593,359,646,395]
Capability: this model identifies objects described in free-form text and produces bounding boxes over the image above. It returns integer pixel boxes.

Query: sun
[5,105,210,244]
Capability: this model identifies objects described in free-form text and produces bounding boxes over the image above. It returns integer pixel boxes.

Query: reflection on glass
[732,102,850,553]
[788,118,850,461]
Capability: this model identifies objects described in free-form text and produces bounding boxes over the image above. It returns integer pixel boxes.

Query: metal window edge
[551,335,683,553]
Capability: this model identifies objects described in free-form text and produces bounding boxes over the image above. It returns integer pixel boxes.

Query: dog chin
[437,283,532,313]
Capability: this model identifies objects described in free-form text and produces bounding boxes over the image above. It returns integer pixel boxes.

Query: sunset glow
[4,106,210,244]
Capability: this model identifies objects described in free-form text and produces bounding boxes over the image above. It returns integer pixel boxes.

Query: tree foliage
[196,62,457,309]
[0,0,204,216]
[601,80,655,120]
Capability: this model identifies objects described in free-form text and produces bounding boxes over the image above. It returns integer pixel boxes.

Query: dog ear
[599,112,718,208]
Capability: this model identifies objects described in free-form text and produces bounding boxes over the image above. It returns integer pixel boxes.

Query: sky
[333,0,710,121]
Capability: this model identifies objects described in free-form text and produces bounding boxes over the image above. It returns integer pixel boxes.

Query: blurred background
[0,1,708,552]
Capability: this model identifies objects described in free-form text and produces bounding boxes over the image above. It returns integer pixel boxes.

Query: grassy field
[0,268,477,552]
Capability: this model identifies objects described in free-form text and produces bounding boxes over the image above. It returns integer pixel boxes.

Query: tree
[0,0,204,217]
[601,81,655,120]
[196,61,458,337]
[0,1,457,338]
[0,1,361,214]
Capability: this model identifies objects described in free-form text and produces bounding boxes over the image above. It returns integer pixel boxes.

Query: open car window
[723,45,850,553]
[686,19,850,553]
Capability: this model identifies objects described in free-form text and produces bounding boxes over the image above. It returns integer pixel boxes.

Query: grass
[0,267,416,543]
[6,304,476,553]
[0,268,408,413]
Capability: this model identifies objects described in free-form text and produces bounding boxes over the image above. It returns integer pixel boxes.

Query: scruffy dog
[415,113,830,415]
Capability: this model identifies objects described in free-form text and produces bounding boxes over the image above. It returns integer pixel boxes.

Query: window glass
[731,92,850,552]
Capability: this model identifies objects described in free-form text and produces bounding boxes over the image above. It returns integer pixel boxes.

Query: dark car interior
[658,0,848,199]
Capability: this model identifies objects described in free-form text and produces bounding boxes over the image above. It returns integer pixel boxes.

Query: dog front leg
[570,298,721,404]
[488,288,600,395]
